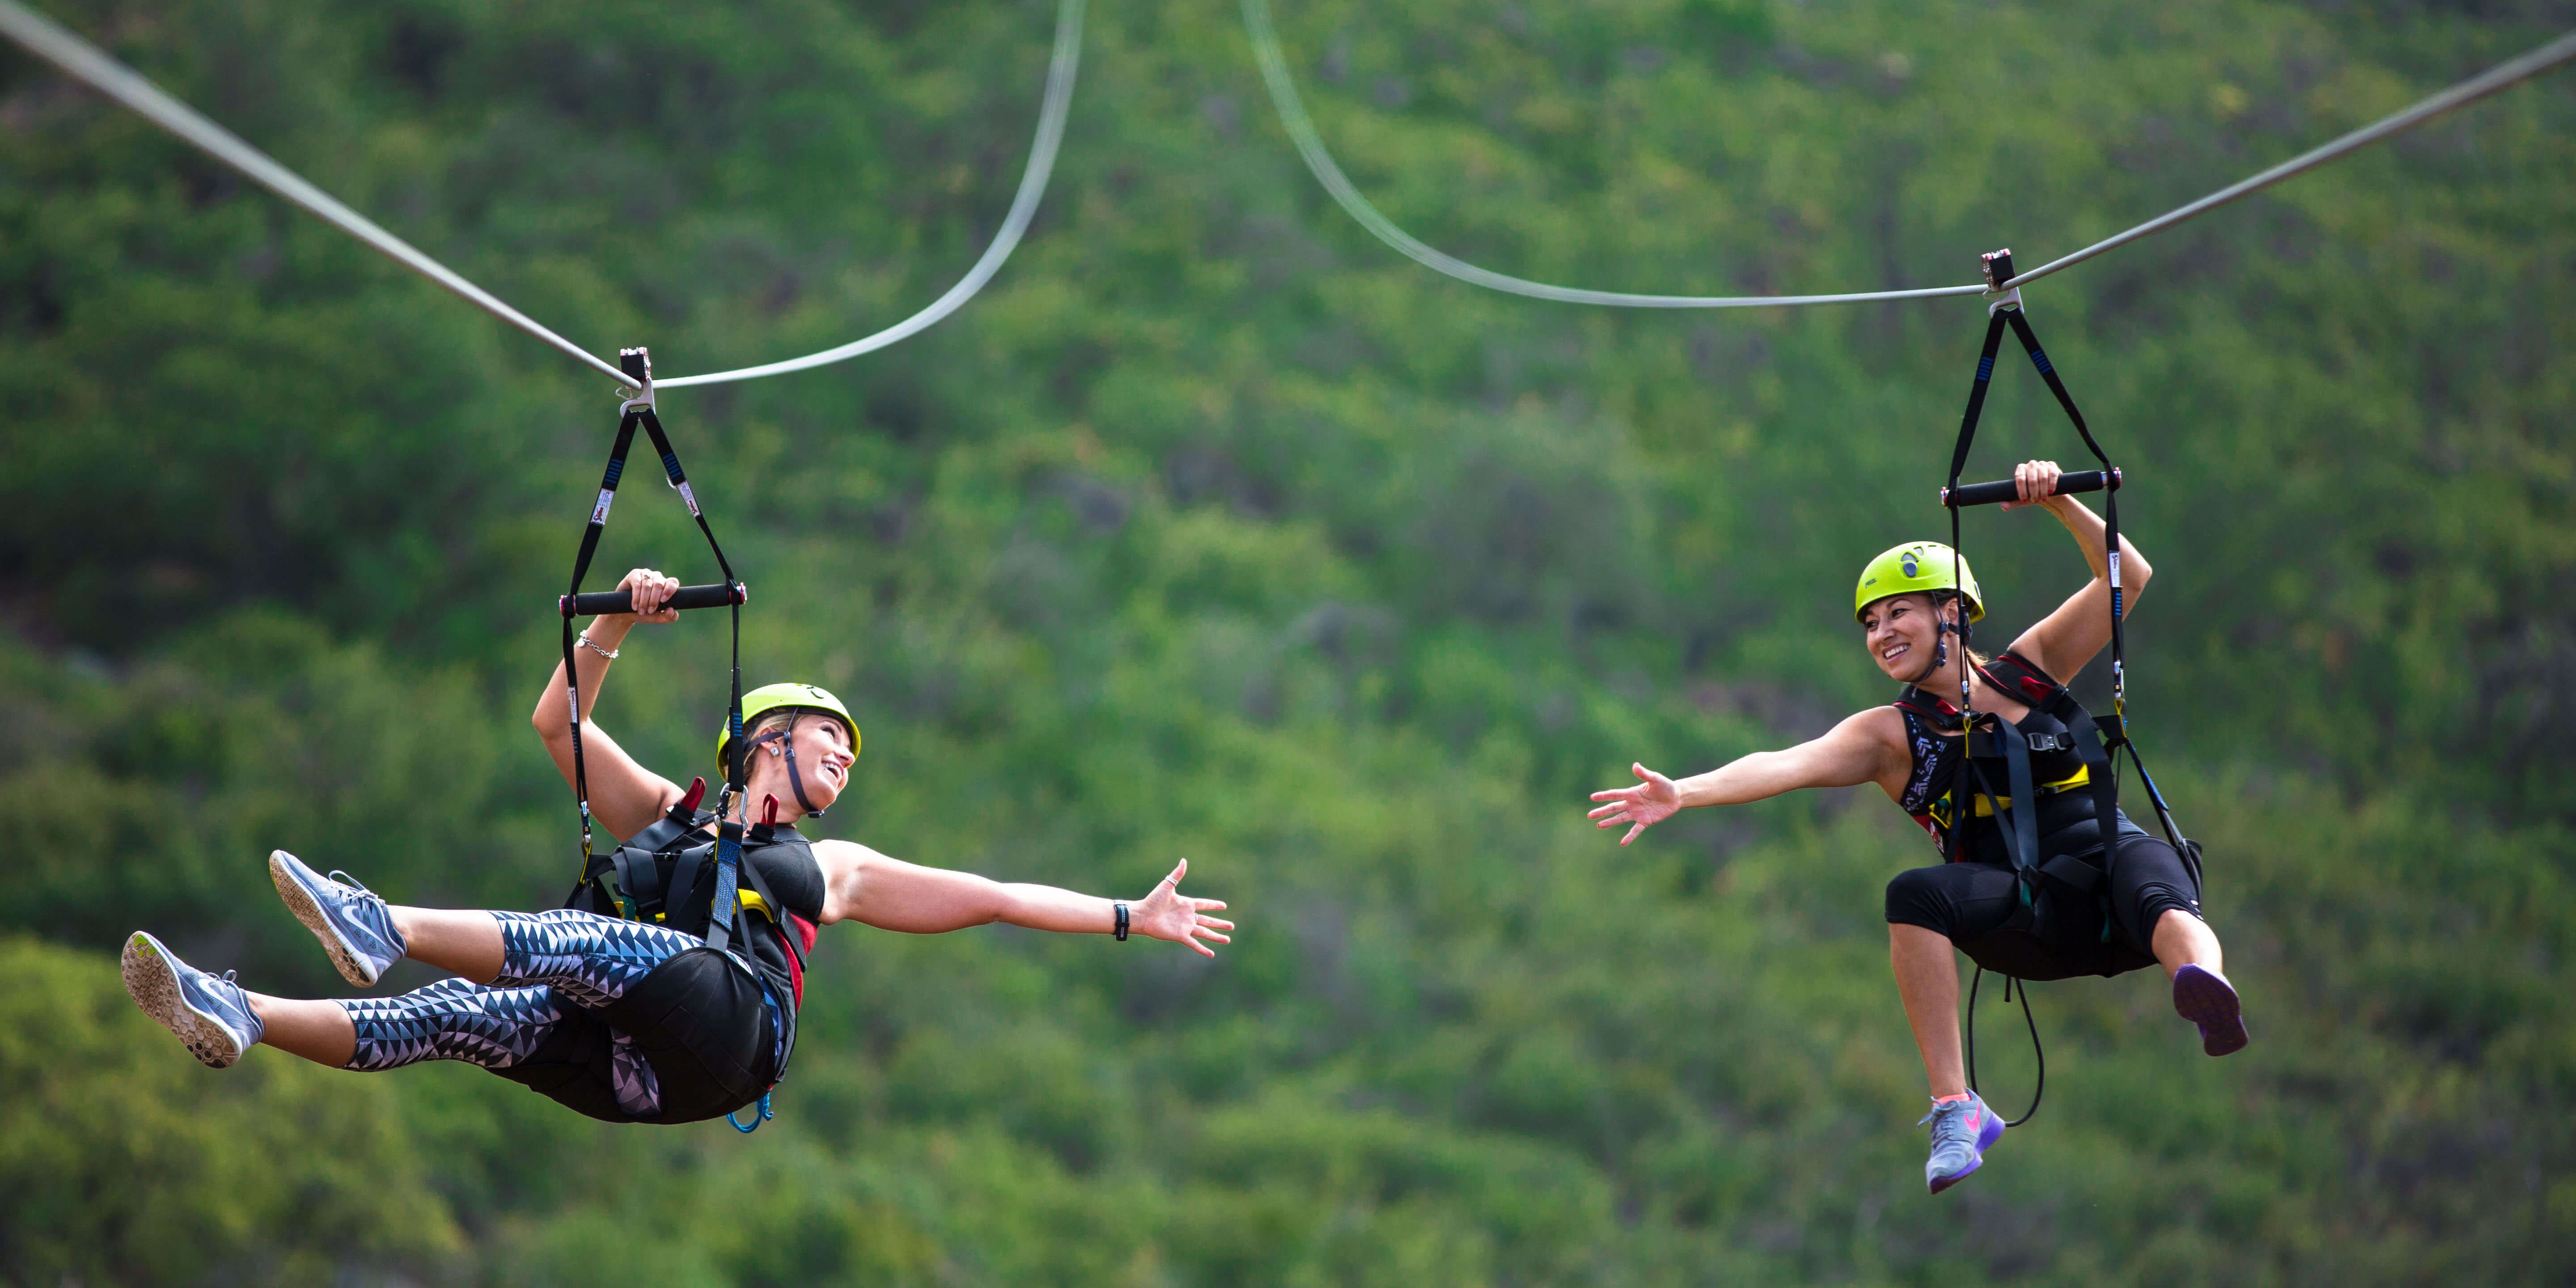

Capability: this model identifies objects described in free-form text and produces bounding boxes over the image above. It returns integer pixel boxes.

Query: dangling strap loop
[1966,967,2045,1127]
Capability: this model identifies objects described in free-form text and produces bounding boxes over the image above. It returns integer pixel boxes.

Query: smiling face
[1857,591,1957,682]
[742,712,856,817]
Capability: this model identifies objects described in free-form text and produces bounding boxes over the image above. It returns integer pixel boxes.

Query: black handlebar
[1942,467,2118,509]
[560,582,745,618]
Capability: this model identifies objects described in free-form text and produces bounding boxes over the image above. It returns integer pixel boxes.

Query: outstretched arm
[1588,708,1904,845]
[530,567,687,839]
[815,847,1234,957]
[1999,459,2154,682]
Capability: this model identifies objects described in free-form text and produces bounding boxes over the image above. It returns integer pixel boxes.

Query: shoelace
[1917,1100,1977,1135]
[326,869,381,901]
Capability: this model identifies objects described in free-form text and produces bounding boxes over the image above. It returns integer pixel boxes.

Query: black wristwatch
[1114,902,1130,941]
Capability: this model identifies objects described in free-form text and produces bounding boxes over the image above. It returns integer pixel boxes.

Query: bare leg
[246,993,357,1067]
[389,907,505,983]
[2151,909,2222,979]
[1890,923,1967,1097]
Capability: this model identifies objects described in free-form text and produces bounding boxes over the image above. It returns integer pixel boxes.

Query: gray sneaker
[1919,1091,2005,1195]
[269,849,407,987]
[122,931,263,1068]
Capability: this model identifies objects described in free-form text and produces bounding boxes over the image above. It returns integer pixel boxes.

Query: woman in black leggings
[124,568,1234,1125]
[1585,460,2243,1195]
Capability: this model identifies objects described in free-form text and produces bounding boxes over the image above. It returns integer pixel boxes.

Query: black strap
[558,349,751,957]
[1939,311,2014,847]
[741,720,827,818]
[1938,287,2143,1135]
[1972,717,2043,900]
[559,408,641,870]
[1998,308,2130,725]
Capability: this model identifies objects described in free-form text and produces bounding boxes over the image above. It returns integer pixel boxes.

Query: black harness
[568,779,814,1048]
[1916,254,2207,1124]
[551,348,793,1131]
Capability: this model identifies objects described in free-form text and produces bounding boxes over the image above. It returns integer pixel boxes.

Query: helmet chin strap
[1908,608,1963,691]
[743,714,828,818]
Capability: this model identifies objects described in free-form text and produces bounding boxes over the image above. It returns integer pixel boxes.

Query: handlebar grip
[1942,467,2118,509]
[560,582,746,618]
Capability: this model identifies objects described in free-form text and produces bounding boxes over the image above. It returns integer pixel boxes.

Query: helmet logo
[1901,551,1920,578]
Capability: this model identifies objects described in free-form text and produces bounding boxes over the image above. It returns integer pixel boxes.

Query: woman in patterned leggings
[123,568,1234,1124]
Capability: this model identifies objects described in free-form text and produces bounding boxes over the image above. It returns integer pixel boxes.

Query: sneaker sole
[122,932,246,1069]
[1928,1156,1981,1195]
[2173,964,2249,1057]
[270,849,380,987]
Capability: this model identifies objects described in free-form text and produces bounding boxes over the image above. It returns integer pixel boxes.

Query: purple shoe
[1919,1092,2005,1195]
[2172,964,2248,1056]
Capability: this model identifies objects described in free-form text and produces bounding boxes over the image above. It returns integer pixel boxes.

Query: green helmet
[716,682,860,769]
[1854,542,1983,623]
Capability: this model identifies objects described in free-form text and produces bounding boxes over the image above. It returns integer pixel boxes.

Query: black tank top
[734,826,825,1007]
[1893,654,2100,863]
[745,829,826,924]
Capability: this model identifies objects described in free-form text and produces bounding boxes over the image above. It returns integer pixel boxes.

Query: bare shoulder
[808,838,891,926]
[1823,704,1913,793]
[809,837,894,873]
[1830,703,1908,751]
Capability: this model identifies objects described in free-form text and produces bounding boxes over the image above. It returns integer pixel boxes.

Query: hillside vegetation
[3,0,2572,1283]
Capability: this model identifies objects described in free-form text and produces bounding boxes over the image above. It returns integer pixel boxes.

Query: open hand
[611,568,682,624]
[1131,858,1233,957]
[1588,763,1682,845]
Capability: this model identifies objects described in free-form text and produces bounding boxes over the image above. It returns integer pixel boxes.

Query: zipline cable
[2001,28,2576,291]
[659,0,1085,388]
[1247,0,2576,309]
[0,0,630,386]
[1241,0,1986,308]
[0,0,1086,390]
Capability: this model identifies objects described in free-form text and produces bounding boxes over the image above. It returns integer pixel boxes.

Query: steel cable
[0,0,633,385]
[1241,0,1985,308]
[1246,0,2576,309]
[1999,28,2576,291]
[659,0,1084,387]
[0,0,1086,390]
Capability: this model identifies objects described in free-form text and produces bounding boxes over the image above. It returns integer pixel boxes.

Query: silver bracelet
[577,634,619,661]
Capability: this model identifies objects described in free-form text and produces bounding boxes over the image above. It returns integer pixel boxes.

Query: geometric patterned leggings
[335,909,703,1119]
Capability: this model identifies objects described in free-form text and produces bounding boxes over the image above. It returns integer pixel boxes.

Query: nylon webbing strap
[1979,722,2043,895]
[1939,310,2013,856]
[2000,308,2127,723]
[560,405,644,869]
[559,347,750,943]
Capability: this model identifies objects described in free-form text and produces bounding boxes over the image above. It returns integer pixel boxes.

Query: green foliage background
[3,0,2573,1282]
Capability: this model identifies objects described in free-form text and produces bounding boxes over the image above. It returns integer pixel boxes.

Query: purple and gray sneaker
[1920,1091,2005,1195]
[269,849,407,987]
[2172,963,2248,1057]
[122,931,263,1068]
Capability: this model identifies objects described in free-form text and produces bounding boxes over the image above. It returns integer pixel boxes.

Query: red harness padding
[778,914,817,1007]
